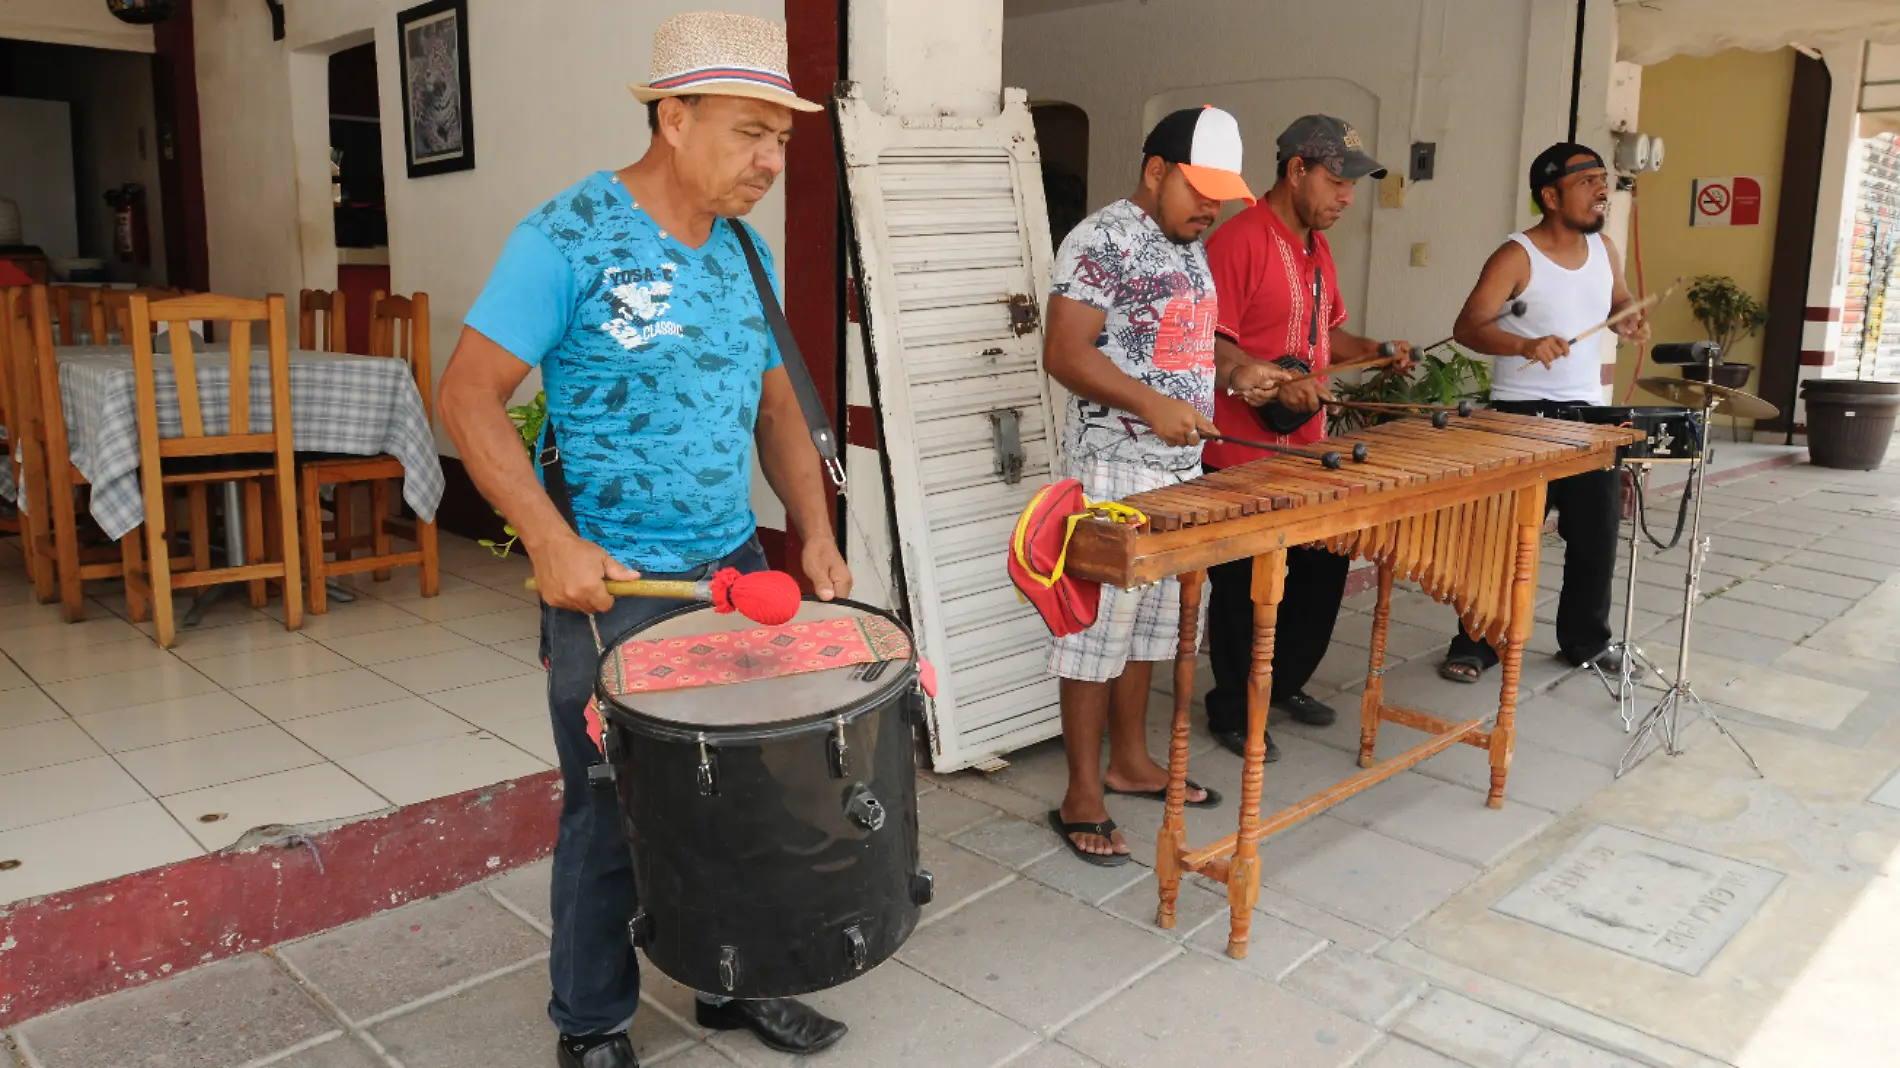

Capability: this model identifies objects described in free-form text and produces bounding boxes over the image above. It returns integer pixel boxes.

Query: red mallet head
[706,568,802,625]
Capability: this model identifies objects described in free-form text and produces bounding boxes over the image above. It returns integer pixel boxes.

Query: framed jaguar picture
[397,0,475,177]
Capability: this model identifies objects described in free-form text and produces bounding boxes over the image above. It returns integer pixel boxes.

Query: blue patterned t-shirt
[465,170,782,572]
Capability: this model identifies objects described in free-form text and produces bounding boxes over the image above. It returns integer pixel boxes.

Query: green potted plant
[1331,347,1491,432]
[479,390,547,557]
[1802,225,1900,469]
[1683,274,1765,390]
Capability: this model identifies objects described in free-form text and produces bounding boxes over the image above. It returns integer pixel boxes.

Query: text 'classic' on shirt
[1049,198,1217,471]
[464,170,783,572]
[1204,203,1347,463]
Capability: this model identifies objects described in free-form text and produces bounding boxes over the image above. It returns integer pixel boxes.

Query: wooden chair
[300,290,437,613]
[4,285,180,621]
[99,287,186,345]
[47,284,102,345]
[0,286,50,593]
[298,289,348,353]
[130,292,303,646]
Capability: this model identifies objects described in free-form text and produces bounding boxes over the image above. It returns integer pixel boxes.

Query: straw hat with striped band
[630,11,822,114]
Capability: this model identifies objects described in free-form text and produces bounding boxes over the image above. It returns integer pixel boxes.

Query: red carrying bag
[1007,478,1146,638]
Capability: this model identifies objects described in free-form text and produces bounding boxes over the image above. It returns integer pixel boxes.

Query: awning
[1617,0,1900,66]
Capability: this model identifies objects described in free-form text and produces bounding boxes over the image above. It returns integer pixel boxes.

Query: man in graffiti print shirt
[1040,106,1284,865]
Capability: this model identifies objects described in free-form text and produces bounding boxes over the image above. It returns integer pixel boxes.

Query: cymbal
[1635,377,1781,420]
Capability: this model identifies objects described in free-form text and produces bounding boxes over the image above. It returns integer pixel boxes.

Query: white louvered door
[837,85,1066,771]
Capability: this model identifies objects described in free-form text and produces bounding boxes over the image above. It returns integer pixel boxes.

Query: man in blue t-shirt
[438,13,851,1068]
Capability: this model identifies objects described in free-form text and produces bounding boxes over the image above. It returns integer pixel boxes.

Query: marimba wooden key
[1058,410,1643,958]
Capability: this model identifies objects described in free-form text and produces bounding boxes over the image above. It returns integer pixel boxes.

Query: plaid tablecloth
[0,346,445,541]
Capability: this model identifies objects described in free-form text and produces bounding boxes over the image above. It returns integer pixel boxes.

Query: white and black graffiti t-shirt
[1049,198,1217,471]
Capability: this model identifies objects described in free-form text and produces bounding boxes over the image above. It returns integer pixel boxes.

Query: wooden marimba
[1060,410,1644,958]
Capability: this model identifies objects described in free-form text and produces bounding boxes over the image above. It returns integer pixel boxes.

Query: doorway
[329,41,389,355]
[1032,102,1089,249]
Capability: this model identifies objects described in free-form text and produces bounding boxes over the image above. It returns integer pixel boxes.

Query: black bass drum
[597,598,932,999]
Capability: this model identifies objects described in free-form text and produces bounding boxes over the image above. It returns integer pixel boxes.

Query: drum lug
[843,782,886,832]
[844,924,868,972]
[910,869,935,906]
[696,737,718,797]
[827,718,850,778]
[717,946,740,993]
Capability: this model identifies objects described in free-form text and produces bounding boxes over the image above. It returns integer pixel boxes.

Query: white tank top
[1488,231,1612,404]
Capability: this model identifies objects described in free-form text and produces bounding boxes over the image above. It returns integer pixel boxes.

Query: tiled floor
[0,534,550,905]
[9,456,1900,1067]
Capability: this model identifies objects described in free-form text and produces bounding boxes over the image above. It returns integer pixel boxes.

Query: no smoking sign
[1691,175,1762,227]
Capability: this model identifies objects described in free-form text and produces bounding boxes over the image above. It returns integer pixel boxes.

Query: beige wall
[0,0,154,52]
[1621,48,1795,408]
[1003,0,1568,350]
[190,0,788,482]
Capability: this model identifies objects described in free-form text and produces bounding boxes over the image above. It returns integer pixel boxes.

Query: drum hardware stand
[1592,462,1671,728]
[1617,419,1762,778]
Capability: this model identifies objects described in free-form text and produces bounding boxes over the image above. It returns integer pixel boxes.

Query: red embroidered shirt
[1202,203,1347,465]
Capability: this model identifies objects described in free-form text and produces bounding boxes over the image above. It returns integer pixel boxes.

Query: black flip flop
[1104,780,1223,808]
[1438,655,1485,684]
[1047,810,1131,867]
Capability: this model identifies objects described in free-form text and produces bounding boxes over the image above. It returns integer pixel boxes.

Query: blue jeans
[541,535,768,1036]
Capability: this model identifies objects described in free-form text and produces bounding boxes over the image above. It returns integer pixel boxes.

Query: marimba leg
[1228,548,1286,959]
[1358,563,1396,768]
[1490,483,1548,807]
[1156,569,1206,929]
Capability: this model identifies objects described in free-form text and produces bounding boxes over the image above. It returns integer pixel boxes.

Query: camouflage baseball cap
[1276,115,1388,181]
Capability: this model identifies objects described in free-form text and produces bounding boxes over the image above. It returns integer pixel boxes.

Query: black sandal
[1439,655,1485,684]
[1047,810,1131,867]
[1104,780,1223,808]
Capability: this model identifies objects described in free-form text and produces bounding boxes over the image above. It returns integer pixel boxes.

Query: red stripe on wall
[1805,306,1843,322]
[1800,349,1836,366]
[846,404,879,450]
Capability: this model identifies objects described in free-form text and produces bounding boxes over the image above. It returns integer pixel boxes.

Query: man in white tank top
[1438,143,1650,684]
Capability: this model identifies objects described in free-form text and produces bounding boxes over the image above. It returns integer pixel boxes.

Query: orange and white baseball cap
[1141,106,1255,205]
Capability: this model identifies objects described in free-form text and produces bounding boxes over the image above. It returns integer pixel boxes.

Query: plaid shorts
[1048,456,1209,683]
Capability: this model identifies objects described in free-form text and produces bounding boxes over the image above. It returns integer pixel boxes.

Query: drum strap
[729,219,845,489]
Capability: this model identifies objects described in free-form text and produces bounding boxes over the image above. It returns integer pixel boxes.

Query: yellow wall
[1620,48,1794,410]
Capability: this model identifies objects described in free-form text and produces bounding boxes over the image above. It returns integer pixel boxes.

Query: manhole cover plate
[1491,824,1782,975]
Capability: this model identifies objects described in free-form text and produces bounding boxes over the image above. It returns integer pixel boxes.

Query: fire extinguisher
[105,184,149,265]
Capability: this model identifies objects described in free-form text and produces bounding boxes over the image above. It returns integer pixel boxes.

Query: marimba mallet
[1330,399,1475,428]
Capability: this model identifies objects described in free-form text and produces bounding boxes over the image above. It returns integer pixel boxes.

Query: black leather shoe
[556,1033,637,1068]
[695,997,847,1055]
[1272,691,1337,726]
[1212,729,1281,763]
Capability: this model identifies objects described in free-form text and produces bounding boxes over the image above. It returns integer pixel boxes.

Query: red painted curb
[0,770,563,1026]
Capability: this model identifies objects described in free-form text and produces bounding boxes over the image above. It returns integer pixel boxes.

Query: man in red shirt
[1201,115,1411,761]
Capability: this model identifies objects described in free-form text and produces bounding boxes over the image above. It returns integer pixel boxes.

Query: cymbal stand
[1590,461,1671,728]
[1616,411,1762,778]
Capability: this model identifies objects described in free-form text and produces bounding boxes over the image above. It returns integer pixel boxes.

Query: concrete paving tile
[1782,548,1898,582]
[281,888,550,1020]
[952,815,1061,870]
[1100,871,1228,939]
[1771,644,1900,689]
[1515,687,1661,768]
[1392,989,1543,1068]
[1004,1043,1106,1068]
[1643,621,1791,666]
[1825,532,1900,564]
[897,879,1176,1031]
[1869,769,1900,810]
[1282,944,1429,1027]
[485,855,553,930]
[930,774,1050,823]
[369,965,688,1068]
[1254,886,1390,953]
[918,785,1003,837]
[1185,903,1326,981]
[262,1036,387,1068]
[1714,580,1854,619]
[1638,645,1868,730]
[1416,741,1613,816]
[1328,774,1553,867]
[1062,952,1379,1068]
[1260,816,1480,936]
[15,953,335,1068]
[709,960,1035,1068]
[919,833,1014,923]
[1021,845,1147,905]
[1334,618,1453,661]
[1357,1038,1474,1067]
[647,1044,745,1068]
[1515,1031,1647,1067]
[1729,509,1846,536]
[1754,564,1881,600]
